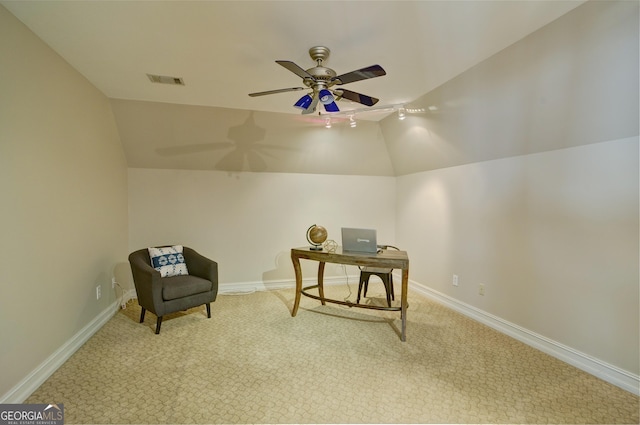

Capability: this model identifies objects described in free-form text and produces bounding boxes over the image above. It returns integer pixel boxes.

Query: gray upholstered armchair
[128,246,218,334]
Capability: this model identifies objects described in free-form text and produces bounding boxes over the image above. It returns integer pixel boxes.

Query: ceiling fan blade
[335,89,379,107]
[333,65,386,85]
[276,60,315,80]
[301,93,319,115]
[248,87,305,97]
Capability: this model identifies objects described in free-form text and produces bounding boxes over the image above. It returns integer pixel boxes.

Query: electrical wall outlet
[452,274,459,287]
[96,285,102,300]
[478,284,485,296]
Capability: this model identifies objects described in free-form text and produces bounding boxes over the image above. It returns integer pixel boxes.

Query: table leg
[401,267,409,341]
[318,261,326,305]
[291,252,302,317]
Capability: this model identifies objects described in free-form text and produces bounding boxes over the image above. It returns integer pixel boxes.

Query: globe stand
[306,224,327,252]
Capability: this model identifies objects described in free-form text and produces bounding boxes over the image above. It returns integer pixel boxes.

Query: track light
[398,107,406,120]
[349,116,357,128]
[293,94,313,110]
[325,118,332,129]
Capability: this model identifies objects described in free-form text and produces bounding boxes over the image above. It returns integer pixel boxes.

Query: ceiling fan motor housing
[306,67,337,82]
[305,46,337,86]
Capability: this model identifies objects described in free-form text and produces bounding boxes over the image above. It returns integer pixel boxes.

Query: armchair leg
[155,317,162,334]
[140,308,146,323]
[206,303,211,318]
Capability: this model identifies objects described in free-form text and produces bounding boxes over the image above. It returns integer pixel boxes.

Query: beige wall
[0,5,128,399]
[395,137,639,374]
[127,168,396,286]
[383,0,639,375]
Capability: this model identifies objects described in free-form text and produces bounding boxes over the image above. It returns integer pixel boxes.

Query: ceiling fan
[248,46,386,115]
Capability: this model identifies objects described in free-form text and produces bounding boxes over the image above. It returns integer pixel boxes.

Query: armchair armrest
[128,250,163,312]
[183,247,218,285]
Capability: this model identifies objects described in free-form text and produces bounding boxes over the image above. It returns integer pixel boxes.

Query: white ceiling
[2,0,585,119]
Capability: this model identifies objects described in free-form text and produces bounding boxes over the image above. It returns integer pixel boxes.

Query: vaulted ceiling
[8,0,621,176]
[2,1,583,117]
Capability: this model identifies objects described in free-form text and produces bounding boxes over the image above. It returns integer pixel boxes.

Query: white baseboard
[5,278,636,403]
[409,280,640,396]
[0,301,120,404]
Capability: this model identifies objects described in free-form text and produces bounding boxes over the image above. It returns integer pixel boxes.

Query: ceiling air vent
[146,73,185,85]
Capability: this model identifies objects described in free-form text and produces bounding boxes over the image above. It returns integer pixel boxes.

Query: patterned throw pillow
[148,245,189,277]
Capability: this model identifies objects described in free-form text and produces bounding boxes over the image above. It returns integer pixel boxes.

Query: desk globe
[306,224,327,251]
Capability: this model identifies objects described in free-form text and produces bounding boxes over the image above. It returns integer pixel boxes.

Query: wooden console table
[290,246,410,341]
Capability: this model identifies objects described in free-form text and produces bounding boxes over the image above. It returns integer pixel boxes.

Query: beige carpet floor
[25,285,638,424]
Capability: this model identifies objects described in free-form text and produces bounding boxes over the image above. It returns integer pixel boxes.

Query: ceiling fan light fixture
[293,94,313,109]
[323,101,340,113]
[319,89,334,105]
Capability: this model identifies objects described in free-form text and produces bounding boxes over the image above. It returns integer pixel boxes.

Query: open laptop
[341,227,378,254]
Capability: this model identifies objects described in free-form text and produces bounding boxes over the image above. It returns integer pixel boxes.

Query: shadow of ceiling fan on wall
[155,112,297,172]
[249,46,386,115]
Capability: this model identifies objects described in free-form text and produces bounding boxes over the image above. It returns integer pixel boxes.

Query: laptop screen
[341,228,378,253]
